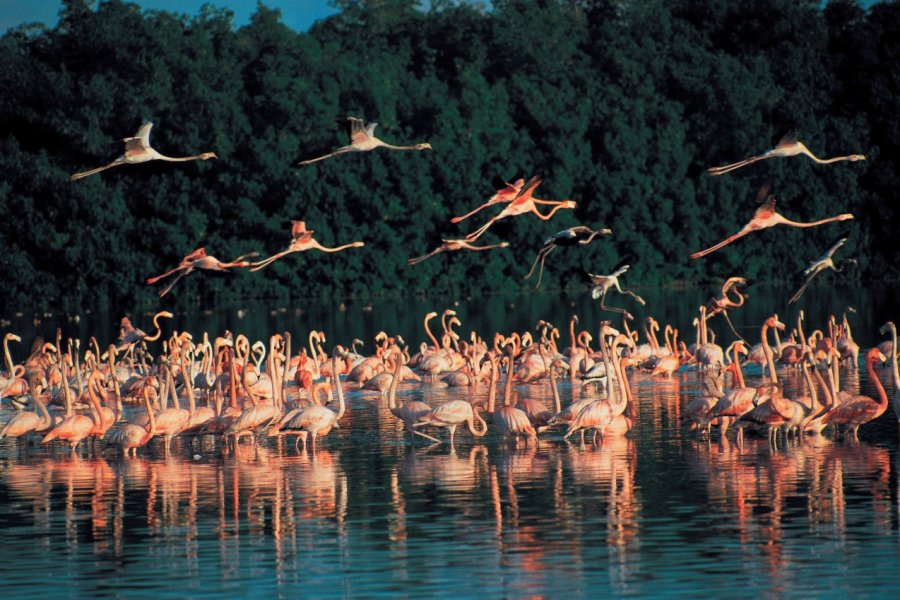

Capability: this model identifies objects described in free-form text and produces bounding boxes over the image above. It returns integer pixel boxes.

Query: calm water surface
[1,285,900,597]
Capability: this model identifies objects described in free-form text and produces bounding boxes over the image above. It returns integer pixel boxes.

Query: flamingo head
[849,154,866,161]
[837,213,855,221]
[200,152,217,160]
[415,143,432,151]
[879,321,896,336]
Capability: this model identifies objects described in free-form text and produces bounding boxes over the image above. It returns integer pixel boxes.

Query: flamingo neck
[761,323,778,384]
[867,355,888,411]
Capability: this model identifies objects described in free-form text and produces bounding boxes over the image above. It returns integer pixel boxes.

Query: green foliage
[0,0,894,312]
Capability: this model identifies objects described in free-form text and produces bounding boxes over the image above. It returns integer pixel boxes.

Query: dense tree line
[0,0,896,313]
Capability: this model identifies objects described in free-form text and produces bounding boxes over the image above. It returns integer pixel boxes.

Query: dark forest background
[0,0,897,313]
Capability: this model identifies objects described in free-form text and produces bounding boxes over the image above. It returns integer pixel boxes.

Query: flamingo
[407,239,509,266]
[449,177,525,224]
[41,370,108,453]
[105,385,156,457]
[146,247,258,297]
[704,276,749,340]
[585,264,646,318]
[490,345,537,444]
[823,348,889,439]
[0,377,53,439]
[384,348,441,444]
[706,131,865,176]
[788,235,856,304]
[70,121,216,181]
[250,221,364,271]
[279,348,347,450]
[298,116,431,165]
[525,225,613,288]
[691,185,854,259]
[117,310,173,351]
[464,176,577,242]
[879,322,900,431]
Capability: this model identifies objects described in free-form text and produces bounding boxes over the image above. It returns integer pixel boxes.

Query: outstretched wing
[342,117,371,144]
[124,121,153,155]
[753,185,777,218]
[774,129,798,149]
[511,175,542,205]
[789,263,823,304]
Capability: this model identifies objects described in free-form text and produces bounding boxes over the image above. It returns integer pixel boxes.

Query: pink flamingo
[41,370,108,453]
[70,121,216,181]
[298,117,431,165]
[407,239,509,265]
[450,178,525,224]
[105,385,156,457]
[707,131,865,176]
[490,345,537,444]
[823,348,889,438]
[464,176,576,242]
[250,221,364,271]
[0,377,53,439]
[691,186,854,259]
[146,247,258,297]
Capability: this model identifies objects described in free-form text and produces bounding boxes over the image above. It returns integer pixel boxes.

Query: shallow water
[1,285,900,597]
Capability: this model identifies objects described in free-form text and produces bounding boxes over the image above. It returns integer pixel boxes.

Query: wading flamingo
[450,178,524,224]
[690,186,854,259]
[105,385,156,457]
[707,131,865,176]
[525,226,612,288]
[464,176,577,242]
[146,247,258,297]
[70,121,216,181]
[823,348,888,439]
[879,322,899,431]
[788,235,856,304]
[298,117,431,165]
[251,221,364,271]
[407,239,509,265]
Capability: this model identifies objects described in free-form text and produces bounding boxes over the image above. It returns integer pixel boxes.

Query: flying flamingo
[464,176,577,242]
[70,121,217,181]
[690,186,854,259]
[146,247,258,297]
[788,235,856,304]
[706,131,866,176]
[298,117,432,165]
[585,264,646,318]
[407,239,509,265]
[250,221,364,271]
[449,177,525,224]
[525,226,613,288]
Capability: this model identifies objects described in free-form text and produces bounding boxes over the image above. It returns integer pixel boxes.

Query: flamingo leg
[146,264,189,284]
[298,145,354,166]
[450,202,494,224]
[721,311,746,342]
[407,248,443,265]
[70,158,126,181]
[706,154,767,176]
[158,269,190,298]
[525,245,555,287]
[409,427,442,444]
[690,225,755,259]
[465,217,500,242]
[249,249,294,271]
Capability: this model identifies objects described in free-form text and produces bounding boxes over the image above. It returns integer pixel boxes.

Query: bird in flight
[250,221,364,271]
[706,131,865,176]
[525,225,612,288]
[70,121,217,181]
[298,117,432,165]
[690,185,854,259]
[449,177,525,224]
[146,247,257,297]
[407,239,509,266]
[464,176,576,242]
[585,263,645,319]
[788,235,856,304]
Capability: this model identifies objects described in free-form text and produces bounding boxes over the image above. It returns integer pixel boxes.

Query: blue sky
[0,1,340,33]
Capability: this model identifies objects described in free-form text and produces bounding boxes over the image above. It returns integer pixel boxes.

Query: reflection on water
[2,364,900,596]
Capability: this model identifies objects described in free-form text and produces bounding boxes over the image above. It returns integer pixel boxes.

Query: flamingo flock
[0,304,896,459]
